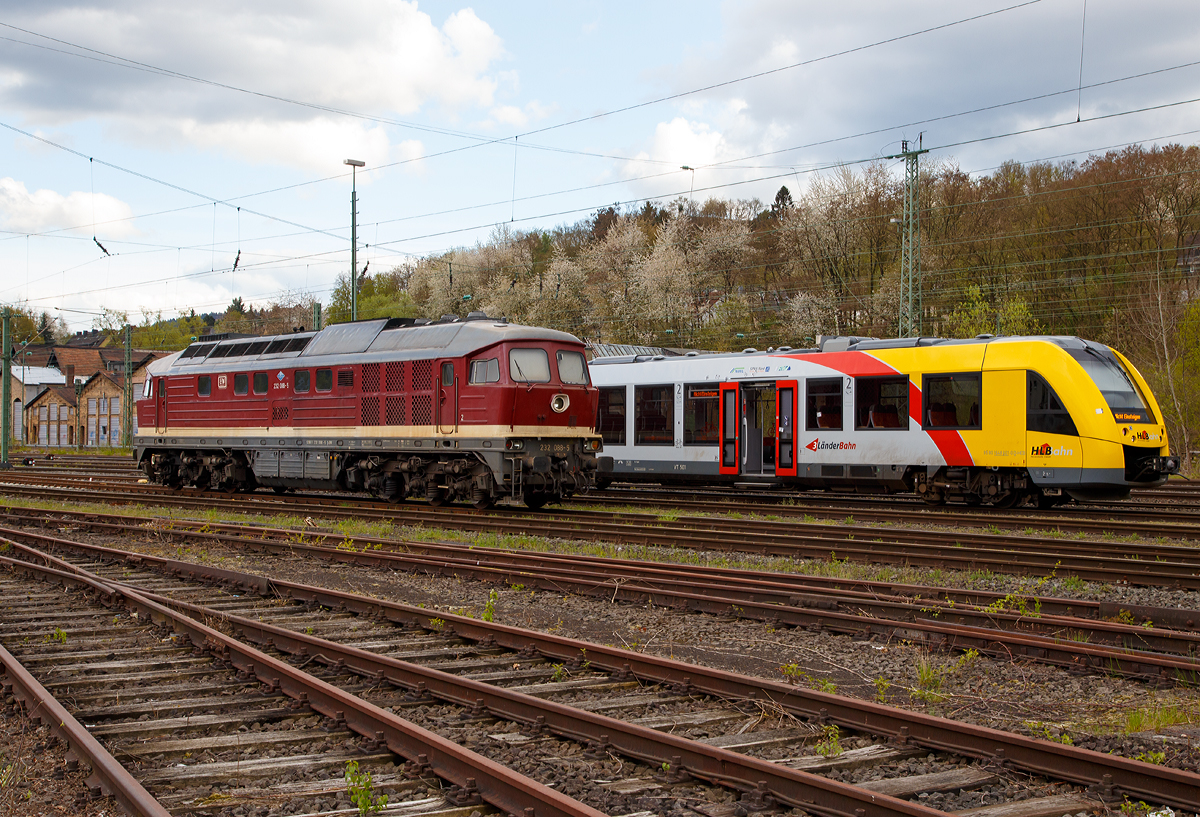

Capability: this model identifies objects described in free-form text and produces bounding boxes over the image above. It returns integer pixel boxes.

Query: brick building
[25,385,78,447]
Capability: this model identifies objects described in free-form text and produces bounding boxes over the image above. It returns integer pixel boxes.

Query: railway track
[2,476,1200,591]
[6,528,1193,815]
[5,505,1200,686]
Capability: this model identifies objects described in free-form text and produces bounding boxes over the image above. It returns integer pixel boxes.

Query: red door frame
[155,377,167,433]
[437,360,458,433]
[776,379,798,477]
[719,382,740,476]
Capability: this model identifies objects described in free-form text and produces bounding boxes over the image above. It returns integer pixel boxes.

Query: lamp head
[344,159,365,168]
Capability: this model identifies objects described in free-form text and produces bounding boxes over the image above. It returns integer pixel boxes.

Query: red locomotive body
[134,314,606,508]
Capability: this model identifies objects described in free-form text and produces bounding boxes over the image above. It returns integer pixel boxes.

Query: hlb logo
[806,439,857,452]
[1031,442,1073,456]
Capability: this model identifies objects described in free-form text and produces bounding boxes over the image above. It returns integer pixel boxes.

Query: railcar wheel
[920,492,946,506]
[522,489,550,510]
[272,486,288,495]
[472,486,494,510]
[991,492,1021,509]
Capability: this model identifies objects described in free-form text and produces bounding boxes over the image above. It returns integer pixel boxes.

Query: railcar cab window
[805,377,843,431]
[597,387,626,445]
[556,351,589,385]
[1027,371,1078,436]
[253,372,268,395]
[922,374,981,429]
[197,376,211,397]
[315,368,333,393]
[509,348,551,382]
[469,358,500,384]
[233,373,248,396]
[855,376,908,429]
[635,384,674,446]
[684,384,719,446]
[1065,346,1156,423]
[294,370,310,393]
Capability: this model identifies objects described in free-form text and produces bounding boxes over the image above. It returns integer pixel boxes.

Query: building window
[923,373,981,429]
[597,387,626,445]
[634,384,674,446]
[805,378,843,431]
[234,374,248,395]
[855,376,909,430]
[684,384,719,446]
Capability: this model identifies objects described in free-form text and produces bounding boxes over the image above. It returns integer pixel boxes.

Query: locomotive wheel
[472,486,494,510]
[991,492,1021,509]
[920,493,946,506]
[522,489,550,510]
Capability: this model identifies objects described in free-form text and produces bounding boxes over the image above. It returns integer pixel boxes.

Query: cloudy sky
[2,0,1198,332]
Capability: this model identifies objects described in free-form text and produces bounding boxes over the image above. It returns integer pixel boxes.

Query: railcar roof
[160,315,582,375]
[588,334,1098,366]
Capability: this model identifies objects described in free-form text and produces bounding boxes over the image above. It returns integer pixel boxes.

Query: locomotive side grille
[271,405,290,423]
[411,359,433,392]
[384,396,406,425]
[337,369,355,389]
[411,394,432,426]
[384,361,406,392]
[362,363,381,393]
[361,396,381,426]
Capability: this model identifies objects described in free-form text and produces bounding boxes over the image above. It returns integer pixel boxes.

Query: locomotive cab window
[684,384,719,446]
[855,376,908,430]
[805,378,843,431]
[469,358,500,384]
[923,373,981,429]
[197,376,211,397]
[597,387,626,445]
[315,368,333,393]
[1027,371,1078,436]
[233,373,248,396]
[441,362,454,386]
[253,372,268,395]
[294,370,310,393]
[509,348,551,382]
[556,351,589,385]
[634,384,675,446]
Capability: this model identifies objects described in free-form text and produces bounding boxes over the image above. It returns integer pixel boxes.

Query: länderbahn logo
[806,439,857,452]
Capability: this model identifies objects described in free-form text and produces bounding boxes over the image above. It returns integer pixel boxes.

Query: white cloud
[0,178,136,236]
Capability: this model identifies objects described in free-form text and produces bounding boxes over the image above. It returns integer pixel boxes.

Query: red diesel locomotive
[134,314,606,508]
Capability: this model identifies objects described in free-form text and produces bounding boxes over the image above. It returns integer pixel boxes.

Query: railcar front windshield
[1066,346,1155,424]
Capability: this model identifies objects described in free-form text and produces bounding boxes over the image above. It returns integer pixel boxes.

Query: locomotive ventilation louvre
[362,363,381,393]
[361,396,381,427]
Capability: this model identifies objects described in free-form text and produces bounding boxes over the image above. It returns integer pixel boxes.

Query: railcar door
[719,382,740,476]
[155,377,167,433]
[437,360,458,434]
[776,380,798,477]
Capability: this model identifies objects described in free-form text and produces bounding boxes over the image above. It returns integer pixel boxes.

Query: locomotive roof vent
[742,347,758,353]
[466,311,488,320]
[686,351,699,356]
[778,345,792,351]
[438,314,460,323]
[975,333,996,339]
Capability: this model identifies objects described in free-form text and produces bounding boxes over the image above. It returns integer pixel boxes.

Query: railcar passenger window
[253,372,268,395]
[684,384,719,446]
[635,384,675,446]
[855,376,908,430]
[294,370,310,393]
[509,348,551,382]
[315,369,333,393]
[234,374,248,396]
[556,351,589,385]
[597,387,626,445]
[805,378,843,430]
[923,374,981,429]
[469,358,500,384]
[1027,371,1078,436]
[198,376,211,397]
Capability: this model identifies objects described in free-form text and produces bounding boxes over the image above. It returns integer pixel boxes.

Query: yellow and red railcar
[589,335,1179,507]
[135,314,605,508]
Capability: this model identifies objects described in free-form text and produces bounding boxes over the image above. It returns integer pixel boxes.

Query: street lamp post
[345,159,365,321]
[680,165,695,205]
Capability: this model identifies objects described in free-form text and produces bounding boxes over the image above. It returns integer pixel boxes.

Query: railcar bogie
[589,334,1180,508]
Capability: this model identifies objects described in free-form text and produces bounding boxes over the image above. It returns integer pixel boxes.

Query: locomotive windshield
[1066,346,1155,424]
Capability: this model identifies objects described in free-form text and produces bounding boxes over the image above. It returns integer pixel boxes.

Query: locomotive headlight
[550,393,570,413]
[505,439,524,450]
[587,439,602,452]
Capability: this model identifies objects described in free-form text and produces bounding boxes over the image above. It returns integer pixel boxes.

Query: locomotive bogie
[134,315,606,508]
[590,335,1179,507]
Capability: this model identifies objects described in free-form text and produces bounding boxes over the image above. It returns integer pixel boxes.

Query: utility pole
[886,136,929,337]
[312,302,322,332]
[123,323,132,449]
[345,159,365,322]
[1,308,10,468]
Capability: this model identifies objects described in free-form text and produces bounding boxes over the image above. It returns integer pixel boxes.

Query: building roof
[48,347,166,379]
[29,384,78,409]
[11,366,66,385]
